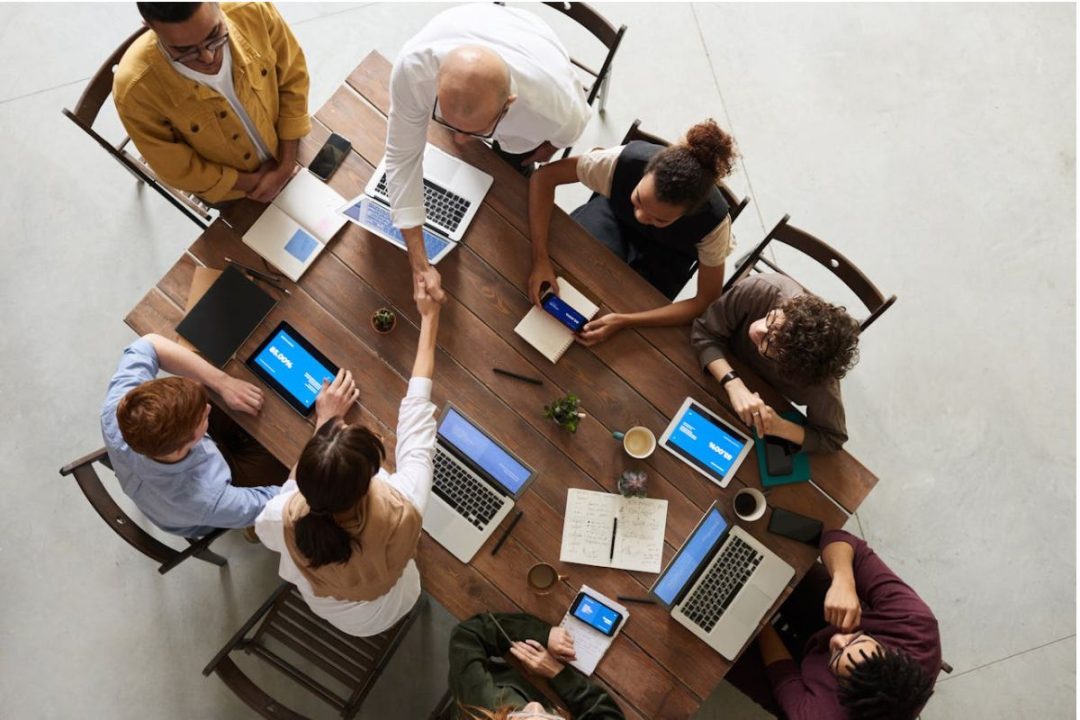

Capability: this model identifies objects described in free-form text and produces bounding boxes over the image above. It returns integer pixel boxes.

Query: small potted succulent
[371,307,397,334]
[544,393,585,433]
[617,469,648,498]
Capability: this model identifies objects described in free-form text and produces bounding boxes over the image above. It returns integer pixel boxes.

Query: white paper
[513,277,599,363]
[241,204,312,282]
[559,585,628,676]
[273,170,347,244]
[560,489,667,573]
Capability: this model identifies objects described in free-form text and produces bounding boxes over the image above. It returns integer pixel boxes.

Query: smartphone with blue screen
[570,591,624,637]
[540,286,588,332]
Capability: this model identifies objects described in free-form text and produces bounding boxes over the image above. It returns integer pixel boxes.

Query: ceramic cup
[527,562,567,595]
[613,426,656,459]
[733,487,767,522]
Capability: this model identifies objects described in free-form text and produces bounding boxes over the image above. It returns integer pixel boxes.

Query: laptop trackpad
[728,586,771,627]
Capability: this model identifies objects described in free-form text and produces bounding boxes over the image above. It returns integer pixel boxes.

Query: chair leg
[598,67,612,113]
[158,529,229,574]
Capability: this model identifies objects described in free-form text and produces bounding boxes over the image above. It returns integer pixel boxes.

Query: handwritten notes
[560,489,667,573]
[559,586,629,676]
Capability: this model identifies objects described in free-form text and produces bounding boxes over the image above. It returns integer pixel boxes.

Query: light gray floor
[0,3,1074,719]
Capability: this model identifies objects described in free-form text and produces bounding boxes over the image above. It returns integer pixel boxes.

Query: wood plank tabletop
[124,50,879,720]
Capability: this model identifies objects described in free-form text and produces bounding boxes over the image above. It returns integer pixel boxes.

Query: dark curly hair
[645,119,738,212]
[838,646,935,720]
[767,294,860,385]
[137,2,203,24]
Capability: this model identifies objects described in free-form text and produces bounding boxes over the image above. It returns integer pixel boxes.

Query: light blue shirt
[100,339,280,537]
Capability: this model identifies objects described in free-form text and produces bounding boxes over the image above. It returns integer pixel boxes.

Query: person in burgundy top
[726,529,941,719]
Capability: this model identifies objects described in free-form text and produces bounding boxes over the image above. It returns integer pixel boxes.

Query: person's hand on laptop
[576,312,625,347]
[314,369,359,430]
[824,572,862,632]
[528,260,559,306]
[511,638,564,679]
[217,375,264,416]
[546,626,577,662]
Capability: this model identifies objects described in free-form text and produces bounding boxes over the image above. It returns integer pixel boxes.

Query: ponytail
[644,118,738,211]
[294,511,354,568]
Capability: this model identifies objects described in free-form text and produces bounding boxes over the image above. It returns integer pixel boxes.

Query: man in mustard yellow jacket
[114,2,310,204]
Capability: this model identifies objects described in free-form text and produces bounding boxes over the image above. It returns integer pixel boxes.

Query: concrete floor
[0,2,1074,718]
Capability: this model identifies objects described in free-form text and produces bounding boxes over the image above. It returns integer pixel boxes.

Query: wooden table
[126,51,877,719]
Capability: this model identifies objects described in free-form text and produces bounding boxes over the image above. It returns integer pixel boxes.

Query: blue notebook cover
[754,411,811,487]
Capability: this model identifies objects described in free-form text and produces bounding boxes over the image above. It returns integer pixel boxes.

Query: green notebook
[754,411,811,487]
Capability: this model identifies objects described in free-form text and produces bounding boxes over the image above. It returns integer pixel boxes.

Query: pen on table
[608,517,617,561]
[224,257,291,295]
[617,596,656,605]
[492,367,543,386]
[490,510,524,556]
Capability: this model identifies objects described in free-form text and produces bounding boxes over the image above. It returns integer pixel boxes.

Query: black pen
[617,596,656,605]
[224,257,285,285]
[490,510,524,555]
[609,517,618,561]
[493,367,543,386]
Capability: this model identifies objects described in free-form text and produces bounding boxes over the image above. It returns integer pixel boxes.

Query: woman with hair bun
[528,119,739,345]
[255,280,442,636]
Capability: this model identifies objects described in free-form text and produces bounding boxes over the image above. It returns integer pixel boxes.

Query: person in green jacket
[449,612,626,719]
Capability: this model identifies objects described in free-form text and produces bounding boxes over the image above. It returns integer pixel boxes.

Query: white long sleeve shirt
[255,377,437,637]
[385,3,592,229]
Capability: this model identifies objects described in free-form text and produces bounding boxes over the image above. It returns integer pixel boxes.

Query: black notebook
[175,265,277,367]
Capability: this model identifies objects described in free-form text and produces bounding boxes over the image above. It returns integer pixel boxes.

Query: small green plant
[544,393,583,433]
[371,308,396,334]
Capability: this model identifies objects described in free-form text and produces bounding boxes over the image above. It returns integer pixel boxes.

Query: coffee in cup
[616,426,656,459]
[527,562,565,595]
[733,487,767,522]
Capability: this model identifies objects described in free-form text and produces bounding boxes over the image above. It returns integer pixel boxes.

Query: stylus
[225,257,290,292]
[492,367,543,386]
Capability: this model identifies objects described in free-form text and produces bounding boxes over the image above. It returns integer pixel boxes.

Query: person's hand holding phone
[576,312,625,347]
[529,269,559,306]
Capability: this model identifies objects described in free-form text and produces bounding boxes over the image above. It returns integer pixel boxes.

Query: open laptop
[650,501,794,660]
[423,404,536,563]
[339,144,493,265]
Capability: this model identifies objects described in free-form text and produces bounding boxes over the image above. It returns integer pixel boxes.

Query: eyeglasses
[163,27,230,64]
[829,632,876,673]
[758,308,783,359]
[431,97,509,139]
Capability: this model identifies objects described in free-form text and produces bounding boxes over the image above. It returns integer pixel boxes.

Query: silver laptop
[339,144,493,265]
[423,404,536,563]
[650,501,794,660]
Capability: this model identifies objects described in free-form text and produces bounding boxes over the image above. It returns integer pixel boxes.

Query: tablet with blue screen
[246,321,339,417]
[659,397,753,488]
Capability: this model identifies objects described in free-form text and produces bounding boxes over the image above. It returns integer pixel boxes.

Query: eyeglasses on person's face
[828,632,880,676]
[757,308,784,359]
[431,96,509,140]
[162,23,229,65]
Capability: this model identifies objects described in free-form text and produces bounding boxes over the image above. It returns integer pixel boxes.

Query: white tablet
[659,397,753,488]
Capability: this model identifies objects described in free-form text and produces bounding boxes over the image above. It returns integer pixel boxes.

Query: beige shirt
[576,145,733,267]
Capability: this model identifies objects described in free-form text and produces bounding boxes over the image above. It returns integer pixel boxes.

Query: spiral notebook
[513,277,599,363]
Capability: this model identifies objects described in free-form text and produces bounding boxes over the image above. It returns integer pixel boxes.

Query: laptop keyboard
[432,447,503,530]
[374,174,471,233]
[681,535,764,633]
[355,199,452,261]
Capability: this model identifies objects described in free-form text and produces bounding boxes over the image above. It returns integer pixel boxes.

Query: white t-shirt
[166,43,272,163]
[255,378,437,637]
[385,3,592,229]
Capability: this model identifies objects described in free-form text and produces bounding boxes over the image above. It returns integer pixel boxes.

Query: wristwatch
[719,371,739,389]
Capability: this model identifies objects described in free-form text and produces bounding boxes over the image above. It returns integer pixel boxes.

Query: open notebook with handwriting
[559,489,667,574]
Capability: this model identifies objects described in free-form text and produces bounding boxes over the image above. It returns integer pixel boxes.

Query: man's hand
[824,575,862,632]
[415,276,442,319]
[217,376,264,416]
[528,260,559,306]
[314,369,359,429]
[577,313,625,347]
[248,162,298,203]
[522,141,558,166]
[546,627,577,662]
[726,380,768,428]
[510,639,564,679]
[414,265,446,305]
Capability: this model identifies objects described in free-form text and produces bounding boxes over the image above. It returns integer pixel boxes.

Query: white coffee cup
[733,487,767,522]
[615,426,656,459]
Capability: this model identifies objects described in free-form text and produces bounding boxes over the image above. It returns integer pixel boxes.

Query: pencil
[490,510,524,555]
[493,367,543,386]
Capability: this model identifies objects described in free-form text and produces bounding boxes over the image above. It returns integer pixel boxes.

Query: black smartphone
[569,591,624,637]
[764,435,795,475]
[540,286,588,332]
[768,506,823,546]
[309,132,351,182]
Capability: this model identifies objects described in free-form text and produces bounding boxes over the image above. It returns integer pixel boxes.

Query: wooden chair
[621,118,750,222]
[723,215,898,334]
[204,582,425,719]
[61,27,213,229]
[59,448,228,574]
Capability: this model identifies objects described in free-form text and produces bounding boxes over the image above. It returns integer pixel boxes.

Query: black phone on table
[540,285,588,332]
[768,506,824,546]
[764,435,797,475]
[569,590,623,637]
[309,132,351,182]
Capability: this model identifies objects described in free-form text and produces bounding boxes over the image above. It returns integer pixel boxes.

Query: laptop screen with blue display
[439,408,532,495]
[653,507,729,606]
[666,403,748,482]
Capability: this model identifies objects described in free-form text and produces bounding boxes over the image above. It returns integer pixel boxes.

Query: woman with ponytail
[528,119,739,345]
[254,280,442,636]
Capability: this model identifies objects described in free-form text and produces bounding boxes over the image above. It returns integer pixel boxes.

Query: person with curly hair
[448,612,625,720]
[724,531,941,719]
[528,119,739,346]
[690,273,861,452]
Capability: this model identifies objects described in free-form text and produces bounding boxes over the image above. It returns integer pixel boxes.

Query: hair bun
[684,119,738,179]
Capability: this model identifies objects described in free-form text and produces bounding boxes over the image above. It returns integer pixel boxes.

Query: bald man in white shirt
[386,3,592,303]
